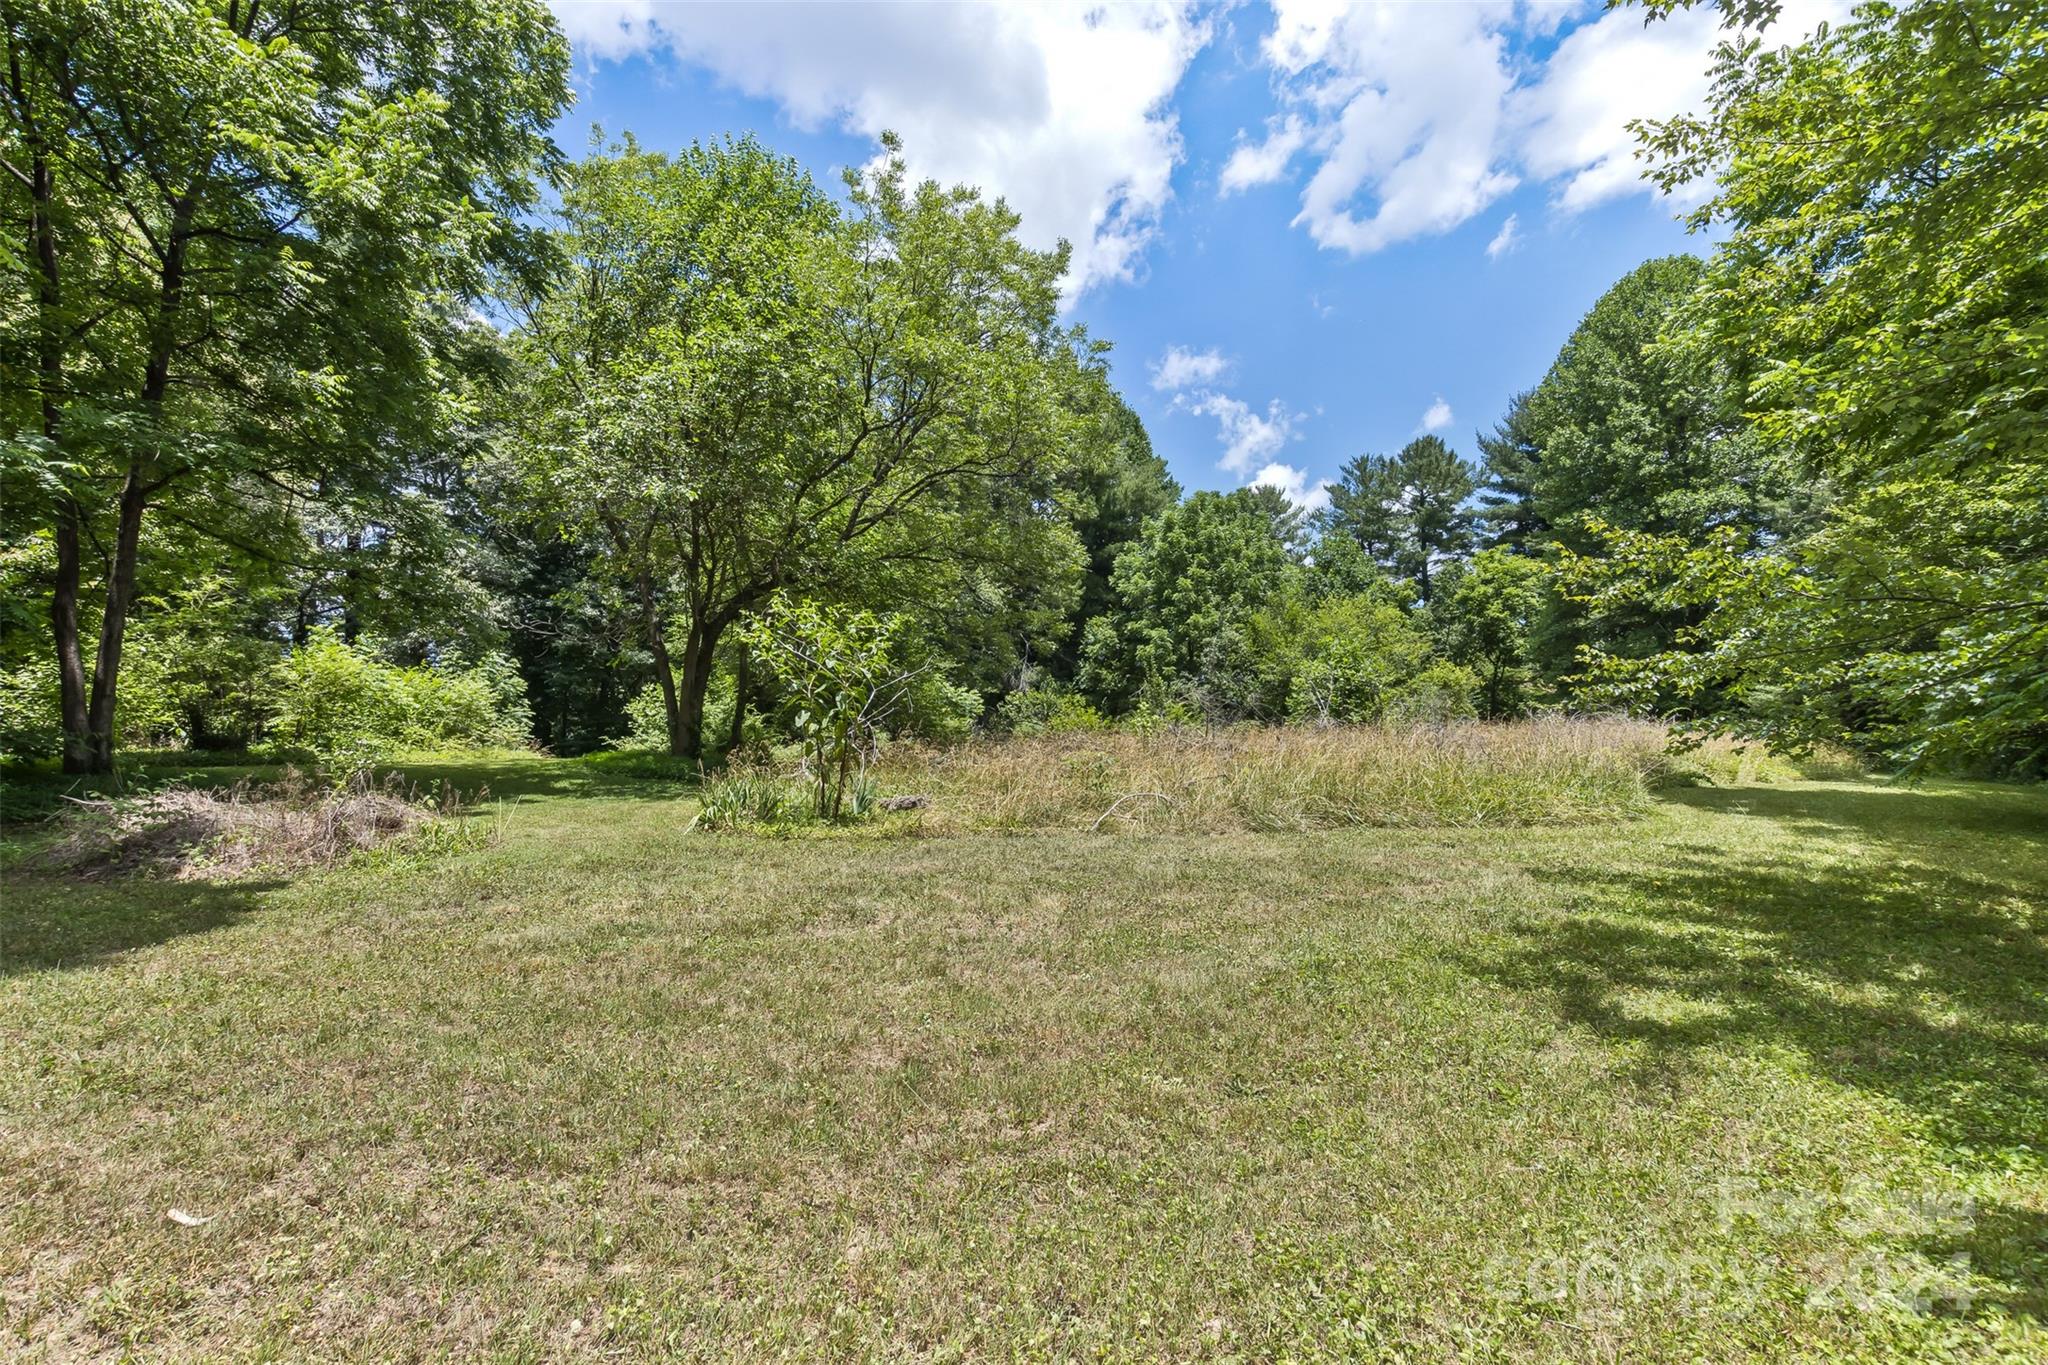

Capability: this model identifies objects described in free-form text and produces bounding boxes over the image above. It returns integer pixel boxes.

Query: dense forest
[3,0,2042,780]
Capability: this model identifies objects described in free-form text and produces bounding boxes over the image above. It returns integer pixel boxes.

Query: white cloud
[1252,461,1332,514]
[1186,391,1302,477]
[550,2,1212,294]
[1485,212,1520,259]
[1219,114,1313,195]
[1259,0,1520,255]
[1420,396,1453,432]
[1248,0,1851,255]
[1151,344,1231,392]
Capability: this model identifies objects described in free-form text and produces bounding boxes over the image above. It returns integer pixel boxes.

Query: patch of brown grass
[26,773,432,880]
[874,716,1674,833]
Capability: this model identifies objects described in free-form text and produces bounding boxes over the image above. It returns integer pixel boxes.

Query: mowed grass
[1,764,2044,1361]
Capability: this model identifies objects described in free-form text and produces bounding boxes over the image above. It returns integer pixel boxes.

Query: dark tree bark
[724,644,750,755]
[51,503,90,772]
[635,570,684,757]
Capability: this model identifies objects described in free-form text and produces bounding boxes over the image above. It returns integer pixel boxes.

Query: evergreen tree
[1474,390,1545,551]
[1391,435,1476,604]
[1249,484,1309,556]
[1318,452,1406,566]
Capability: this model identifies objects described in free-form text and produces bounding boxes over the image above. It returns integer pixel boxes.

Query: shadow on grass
[1666,780,2048,846]
[0,874,280,976]
[1465,780,2048,1318]
[1,750,700,822]
[390,751,700,805]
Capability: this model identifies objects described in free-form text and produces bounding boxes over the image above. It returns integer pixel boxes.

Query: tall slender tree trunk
[83,467,148,771]
[51,503,90,772]
[69,190,197,772]
[16,70,91,770]
[724,644,750,755]
[340,530,363,643]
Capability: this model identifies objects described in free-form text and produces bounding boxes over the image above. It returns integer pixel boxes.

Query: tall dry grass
[874,716,1675,833]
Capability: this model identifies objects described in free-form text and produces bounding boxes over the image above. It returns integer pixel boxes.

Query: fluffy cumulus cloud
[550,1,1211,294]
[1150,344,1231,392]
[1419,396,1453,432]
[1218,114,1312,195]
[1252,461,1332,514]
[1186,391,1302,477]
[1242,0,1852,255]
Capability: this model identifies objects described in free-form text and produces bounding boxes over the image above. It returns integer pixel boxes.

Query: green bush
[265,632,531,777]
[997,684,1106,736]
[900,674,983,742]
[0,661,60,763]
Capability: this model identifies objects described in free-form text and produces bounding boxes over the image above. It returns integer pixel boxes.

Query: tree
[1079,488,1291,712]
[1249,482,1309,556]
[1494,255,1811,683]
[1430,548,1547,719]
[1057,388,1179,641]
[1319,452,1406,567]
[1318,437,1475,605]
[1589,0,2048,772]
[1514,257,1803,551]
[0,0,570,771]
[1390,435,1475,604]
[1474,390,1545,551]
[508,135,1093,761]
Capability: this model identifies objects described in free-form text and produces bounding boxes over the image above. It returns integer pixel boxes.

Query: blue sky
[546,1,1838,508]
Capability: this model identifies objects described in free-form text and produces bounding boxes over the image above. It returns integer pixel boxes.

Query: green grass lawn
[2,764,2044,1360]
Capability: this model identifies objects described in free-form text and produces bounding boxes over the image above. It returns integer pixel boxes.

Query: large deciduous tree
[1078,488,1291,711]
[508,136,1094,761]
[1593,0,2048,772]
[0,0,569,771]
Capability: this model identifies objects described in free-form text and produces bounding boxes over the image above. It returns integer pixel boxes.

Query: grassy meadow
[2,736,2044,1361]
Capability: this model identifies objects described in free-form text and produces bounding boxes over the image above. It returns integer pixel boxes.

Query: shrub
[1387,661,1480,723]
[900,674,982,742]
[0,661,60,763]
[997,684,1106,736]
[738,597,927,819]
[265,632,531,778]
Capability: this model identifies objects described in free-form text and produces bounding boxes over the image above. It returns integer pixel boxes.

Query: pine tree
[1318,453,1406,567]
[1475,390,1545,551]
[1391,436,1476,605]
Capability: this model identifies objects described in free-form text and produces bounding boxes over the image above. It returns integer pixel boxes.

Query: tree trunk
[671,616,723,764]
[82,467,148,771]
[51,502,91,773]
[340,530,363,643]
[724,644,750,755]
[19,80,88,770]
[636,573,684,758]
[69,185,197,773]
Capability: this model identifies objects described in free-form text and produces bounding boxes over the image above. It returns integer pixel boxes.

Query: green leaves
[1620,0,2048,773]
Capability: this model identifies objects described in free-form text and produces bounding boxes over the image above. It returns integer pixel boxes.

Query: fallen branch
[1091,791,1179,832]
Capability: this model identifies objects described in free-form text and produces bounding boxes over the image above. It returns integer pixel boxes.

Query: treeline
[3,1,2041,778]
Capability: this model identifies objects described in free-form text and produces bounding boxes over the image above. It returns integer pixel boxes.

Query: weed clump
[24,771,460,879]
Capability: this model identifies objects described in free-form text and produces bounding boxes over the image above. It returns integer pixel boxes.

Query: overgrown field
[879,718,1677,832]
[1,749,2043,1361]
